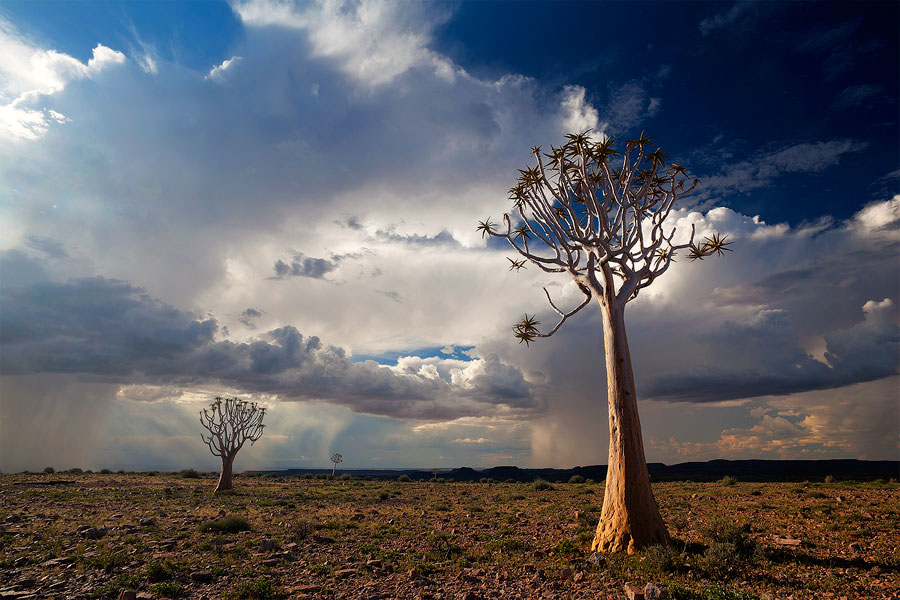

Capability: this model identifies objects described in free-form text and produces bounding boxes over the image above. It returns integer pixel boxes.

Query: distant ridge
[255,459,898,482]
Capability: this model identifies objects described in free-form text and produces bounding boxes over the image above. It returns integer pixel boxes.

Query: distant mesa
[252,459,898,483]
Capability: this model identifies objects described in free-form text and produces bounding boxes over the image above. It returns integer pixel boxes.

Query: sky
[0,0,898,473]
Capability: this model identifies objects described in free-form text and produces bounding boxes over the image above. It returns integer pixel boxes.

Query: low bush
[719,475,738,486]
[292,520,315,541]
[569,474,586,484]
[90,573,141,599]
[146,559,178,582]
[533,479,554,491]
[398,474,411,482]
[199,516,251,534]
[553,538,580,556]
[232,577,278,599]
[179,468,201,479]
[643,543,678,573]
[149,582,183,598]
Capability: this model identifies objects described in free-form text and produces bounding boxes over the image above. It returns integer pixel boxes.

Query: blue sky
[0,0,897,472]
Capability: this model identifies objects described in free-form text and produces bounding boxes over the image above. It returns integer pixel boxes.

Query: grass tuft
[198,515,251,533]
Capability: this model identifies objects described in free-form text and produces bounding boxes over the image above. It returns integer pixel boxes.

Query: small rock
[366,559,383,569]
[272,552,296,562]
[297,584,321,592]
[139,518,156,526]
[573,570,585,583]
[116,591,137,600]
[110,514,123,519]
[262,558,280,567]
[848,542,861,551]
[644,582,668,600]
[334,568,356,579]
[190,571,214,583]
[624,582,645,600]
[772,536,801,547]
[587,552,604,566]
[81,527,108,540]
[560,568,572,579]
[260,538,279,552]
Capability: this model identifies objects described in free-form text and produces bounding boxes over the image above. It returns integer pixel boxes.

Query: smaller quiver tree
[200,396,266,493]
[330,452,343,477]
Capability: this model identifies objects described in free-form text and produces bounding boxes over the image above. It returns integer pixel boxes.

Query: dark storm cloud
[272,253,339,280]
[26,235,68,258]
[695,140,867,203]
[641,302,899,403]
[238,307,263,328]
[0,262,538,420]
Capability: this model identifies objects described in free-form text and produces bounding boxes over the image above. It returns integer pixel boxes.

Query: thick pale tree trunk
[591,298,670,553]
[215,454,235,493]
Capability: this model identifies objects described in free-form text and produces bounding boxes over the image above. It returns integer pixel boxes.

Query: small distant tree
[330,452,343,477]
[199,396,266,493]
[479,131,731,553]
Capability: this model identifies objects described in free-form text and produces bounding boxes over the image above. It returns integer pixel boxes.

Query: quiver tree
[330,452,343,477]
[479,131,731,553]
[199,396,266,493]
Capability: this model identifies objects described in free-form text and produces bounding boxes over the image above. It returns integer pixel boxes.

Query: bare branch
[482,132,734,344]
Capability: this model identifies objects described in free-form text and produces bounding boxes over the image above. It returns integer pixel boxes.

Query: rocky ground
[0,473,897,599]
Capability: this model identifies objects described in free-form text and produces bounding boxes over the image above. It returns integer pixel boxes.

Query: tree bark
[591,298,670,553]
[215,454,235,493]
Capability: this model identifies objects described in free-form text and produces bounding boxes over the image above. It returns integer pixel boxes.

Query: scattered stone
[139,518,156,526]
[110,514,123,519]
[262,558,280,567]
[848,542,861,551]
[260,538,279,552]
[295,585,321,594]
[366,559,383,569]
[189,571,214,583]
[334,568,356,579]
[587,552,604,566]
[773,536,801,547]
[644,582,668,600]
[5,514,22,523]
[271,552,296,562]
[560,568,572,579]
[81,527,107,540]
[625,582,645,600]
[116,591,136,600]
